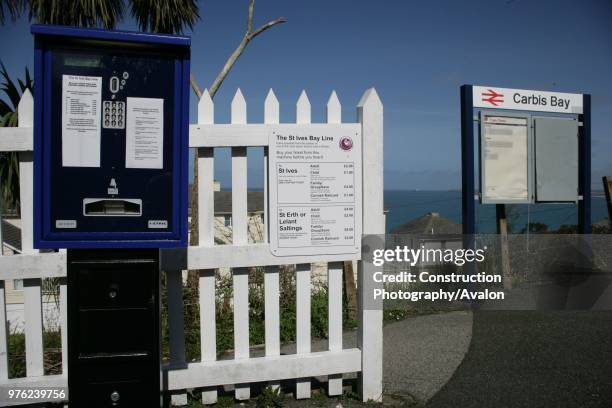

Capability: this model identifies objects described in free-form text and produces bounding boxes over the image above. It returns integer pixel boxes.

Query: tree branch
[208,37,248,99]
[247,0,254,34]
[189,0,286,248]
[190,71,202,100]
[207,1,286,98]
[249,17,286,40]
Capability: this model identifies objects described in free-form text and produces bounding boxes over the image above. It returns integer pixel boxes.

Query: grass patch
[8,330,62,378]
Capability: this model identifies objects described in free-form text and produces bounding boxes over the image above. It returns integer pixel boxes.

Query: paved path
[381,311,473,402]
[427,311,612,408]
[378,310,612,407]
[278,310,473,405]
[235,309,612,407]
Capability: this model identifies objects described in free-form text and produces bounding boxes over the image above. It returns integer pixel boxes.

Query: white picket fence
[0,87,384,405]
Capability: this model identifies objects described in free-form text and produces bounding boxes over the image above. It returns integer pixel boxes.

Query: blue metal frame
[31,24,190,46]
[460,85,476,235]
[33,35,44,247]
[32,25,190,248]
[578,94,591,234]
[460,85,591,235]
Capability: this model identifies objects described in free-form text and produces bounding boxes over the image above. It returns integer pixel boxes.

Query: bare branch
[191,1,286,100]
[249,17,287,40]
[190,1,285,247]
[208,5,285,99]
[247,0,255,34]
[190,72,202,100]
[208,36,249,98]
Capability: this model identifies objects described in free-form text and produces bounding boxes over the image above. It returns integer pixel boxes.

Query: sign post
[603,176,612,230]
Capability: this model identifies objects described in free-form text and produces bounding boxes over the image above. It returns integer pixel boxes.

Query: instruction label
[61,75,102,167]
[269,126,362,256]
[126,97,164,169]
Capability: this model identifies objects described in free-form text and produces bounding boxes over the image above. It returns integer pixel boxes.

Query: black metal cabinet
[68,249,160,407]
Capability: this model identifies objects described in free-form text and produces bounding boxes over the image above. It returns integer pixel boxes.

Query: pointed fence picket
[0,87,384,405]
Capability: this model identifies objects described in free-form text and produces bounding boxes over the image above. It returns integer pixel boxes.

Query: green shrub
[161,265,357,362]
[8,330,62,378]
[255,385,284,407]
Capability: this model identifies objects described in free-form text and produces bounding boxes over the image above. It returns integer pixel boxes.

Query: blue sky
[1,0,611,190]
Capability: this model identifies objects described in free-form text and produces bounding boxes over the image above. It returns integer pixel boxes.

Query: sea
[384,190,610,234]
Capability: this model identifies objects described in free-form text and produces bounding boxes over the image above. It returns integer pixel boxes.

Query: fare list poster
[269,125,362,256]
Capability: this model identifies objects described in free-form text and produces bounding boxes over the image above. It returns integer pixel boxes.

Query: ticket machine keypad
[103,100,125,129]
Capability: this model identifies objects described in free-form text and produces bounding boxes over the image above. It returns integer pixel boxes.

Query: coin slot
[110,76,120,93]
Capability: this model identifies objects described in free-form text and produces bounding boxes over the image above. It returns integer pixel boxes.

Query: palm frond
[1,111,18,127]
[0,0,25,24]
[0,61,21,111]
[0,150,20,210]
[24,67,31,88]
[129,0,200,34]
[0,99,12,118]
[0,63,31,211]
[28,0,124,29]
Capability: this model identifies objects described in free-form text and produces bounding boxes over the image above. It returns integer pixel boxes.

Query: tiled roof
[213,191,264,215]
[1,218,21,252]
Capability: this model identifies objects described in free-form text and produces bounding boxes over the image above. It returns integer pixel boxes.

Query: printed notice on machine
[61,75,102,167]
[268,126,362,256]
[126,97,164,169]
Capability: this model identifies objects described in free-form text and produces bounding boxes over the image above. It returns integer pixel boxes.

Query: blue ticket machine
[33,25,189,248]
[32,24,190,407]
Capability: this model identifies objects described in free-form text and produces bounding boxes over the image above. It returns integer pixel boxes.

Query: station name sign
[473,86,583,114]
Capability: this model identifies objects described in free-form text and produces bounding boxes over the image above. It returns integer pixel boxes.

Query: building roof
[391,212,461,235]
[214,191,264,215]
[1,218,21,252]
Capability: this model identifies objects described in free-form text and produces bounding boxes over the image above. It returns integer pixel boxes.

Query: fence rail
[0,87,384,405]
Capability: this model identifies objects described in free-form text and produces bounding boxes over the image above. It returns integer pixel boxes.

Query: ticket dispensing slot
[83,198,142,216]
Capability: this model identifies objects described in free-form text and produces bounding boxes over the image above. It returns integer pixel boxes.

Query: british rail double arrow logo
[481,89,504,106]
